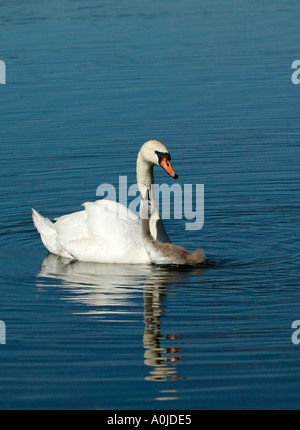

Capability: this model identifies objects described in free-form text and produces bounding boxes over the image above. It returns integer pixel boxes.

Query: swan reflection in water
[37,254,205,389]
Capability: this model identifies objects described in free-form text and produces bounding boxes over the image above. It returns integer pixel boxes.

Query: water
[0,0,300,410]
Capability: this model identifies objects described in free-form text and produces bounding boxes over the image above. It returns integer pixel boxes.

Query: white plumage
[33,200,150,264]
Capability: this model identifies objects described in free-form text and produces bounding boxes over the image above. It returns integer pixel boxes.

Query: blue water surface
[0,0,300,410]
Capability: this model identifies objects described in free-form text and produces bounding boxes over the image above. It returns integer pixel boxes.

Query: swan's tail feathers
[32,208,60,256]
[32,208,55,236]
[32,209,74,259]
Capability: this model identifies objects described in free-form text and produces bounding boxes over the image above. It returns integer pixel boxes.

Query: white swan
[32,140,178,264]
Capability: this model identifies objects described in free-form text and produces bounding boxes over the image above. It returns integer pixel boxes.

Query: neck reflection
[143,283,182,382]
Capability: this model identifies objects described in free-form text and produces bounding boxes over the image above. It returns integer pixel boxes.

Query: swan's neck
[137,153,159,218]
[140,197,152,240]
[140,197,159,257]
[137,152,171,243]
[137,153,154,191]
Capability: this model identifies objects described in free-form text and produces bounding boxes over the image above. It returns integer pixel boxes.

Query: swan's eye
[155,151,171,164]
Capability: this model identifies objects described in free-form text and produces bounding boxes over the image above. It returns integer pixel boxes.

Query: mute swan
[33,140,179,264]
[140,192,205,266]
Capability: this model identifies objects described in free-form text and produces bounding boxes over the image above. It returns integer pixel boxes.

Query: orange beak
[160,157,178,179]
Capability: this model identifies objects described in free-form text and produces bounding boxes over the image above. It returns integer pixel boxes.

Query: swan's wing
[82,201,141,243]
[55,210,89,243]
[55,201,149,264]
[54,199,136,243]
[94,199,139,221]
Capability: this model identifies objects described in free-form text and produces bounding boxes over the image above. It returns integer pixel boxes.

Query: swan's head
[139,140,178,179]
